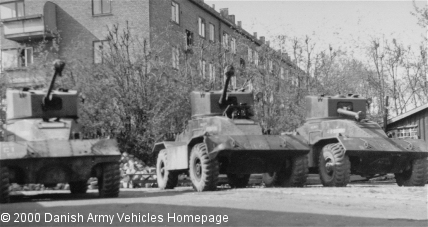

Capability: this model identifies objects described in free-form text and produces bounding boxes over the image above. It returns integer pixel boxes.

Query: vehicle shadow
[7,188,195,204]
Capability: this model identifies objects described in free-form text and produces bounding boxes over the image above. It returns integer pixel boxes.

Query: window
[268,60,273,71]
[93,0,111,15]
[172,46,179,69]
[254,51,259,66]
[209,63,215,82]
[1,50,18,70]
[292,76,299,86]
[231,38,236,54]
[221,53,226,65]
[209,23,215,42]
[171,1,179,24]
[240,58,246,68]
[199,60,206,78]
[248,80,253,91]
[19,48,33,67]
[247,48,253,63]
[93,40,109,64]
[1,48,33,70]
[185,30,193,49]
[198,17,205,38]
[223,32,229,50]
[280,67,285,79]
[272,63,277,74]
[0,1,24,20]
[393,126,419,139]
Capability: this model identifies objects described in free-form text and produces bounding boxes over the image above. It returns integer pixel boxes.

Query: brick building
[0,0,301,88]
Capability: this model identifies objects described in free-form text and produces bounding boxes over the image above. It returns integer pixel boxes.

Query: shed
[386,104,428,141]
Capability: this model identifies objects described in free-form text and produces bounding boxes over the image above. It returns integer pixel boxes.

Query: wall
[1,0,151,82]
[149,0,262,87]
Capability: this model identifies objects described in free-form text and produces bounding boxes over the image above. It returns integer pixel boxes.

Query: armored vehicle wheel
[227,174,250,188]
[156,150,178,189]
[98,163,120,198]
[280,155,308,187]
[0,167,10,203]
[395,158,427,187]
[262,172,278,187]
[69,181,88,194]
[319,143,351,187]
[263,155,308,187]
[189,143,219,192]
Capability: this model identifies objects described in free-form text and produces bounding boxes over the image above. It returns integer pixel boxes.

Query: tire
[281,155,308,187]
[262,172,278,187]
[319,143,351,187]
[189,143,219,192]
[98,163,120,198]
[263,155,308,187]
[0,167,10,203]
[156,150,178,189]
[69,181,88,194]
[227,174,250,188]
[395,158,427,187]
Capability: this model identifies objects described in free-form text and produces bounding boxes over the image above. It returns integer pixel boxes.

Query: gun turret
[42,60,65,110]
[337,108,364,121]
[219,65,235,108]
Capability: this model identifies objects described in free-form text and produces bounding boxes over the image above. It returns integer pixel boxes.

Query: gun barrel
[45,60,65,101]
[337,108,363,121]
[219,65,234,106]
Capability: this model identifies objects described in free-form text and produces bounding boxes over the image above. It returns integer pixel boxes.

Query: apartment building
[0,0,301,88]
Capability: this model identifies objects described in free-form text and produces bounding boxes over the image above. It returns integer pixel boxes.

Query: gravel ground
[1,181,427,226]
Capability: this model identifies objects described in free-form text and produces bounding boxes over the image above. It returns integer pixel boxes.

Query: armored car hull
[0,61,121,203]
[153,66,310,191]
[296,95,428,187]
[153,116,310,191]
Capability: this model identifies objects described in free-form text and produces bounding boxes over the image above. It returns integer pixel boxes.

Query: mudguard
[152,141,188,170]
[0,139,120,160]
[152,141,187,155]
[337,136,428,157]
[154,135,310,171]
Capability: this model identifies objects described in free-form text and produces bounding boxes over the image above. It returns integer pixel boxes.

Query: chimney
[253,32,257,39]
[220,8,229,17]
[212,4,215,10]
[260,36,265,44]
[229,15,235,23]
[237,21,242,28]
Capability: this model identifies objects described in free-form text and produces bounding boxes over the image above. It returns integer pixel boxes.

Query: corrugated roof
[388,103,428,124]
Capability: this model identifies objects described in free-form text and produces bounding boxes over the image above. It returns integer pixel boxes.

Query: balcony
[0,69,45,88]
[1,2,57,41]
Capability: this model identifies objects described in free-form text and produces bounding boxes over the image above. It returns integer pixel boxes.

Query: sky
[205,0,426,57]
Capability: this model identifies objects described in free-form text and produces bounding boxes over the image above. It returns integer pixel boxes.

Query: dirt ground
[0,180,427,226]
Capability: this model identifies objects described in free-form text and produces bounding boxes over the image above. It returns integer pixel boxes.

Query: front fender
[337,136,428,157]
[205,134,309,160]
[0,139,120,160]
[152,141,188,171]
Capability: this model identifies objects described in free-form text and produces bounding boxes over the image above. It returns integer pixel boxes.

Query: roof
[189,0,261,45]
[388,103,428,124]
[189,0,298,70]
